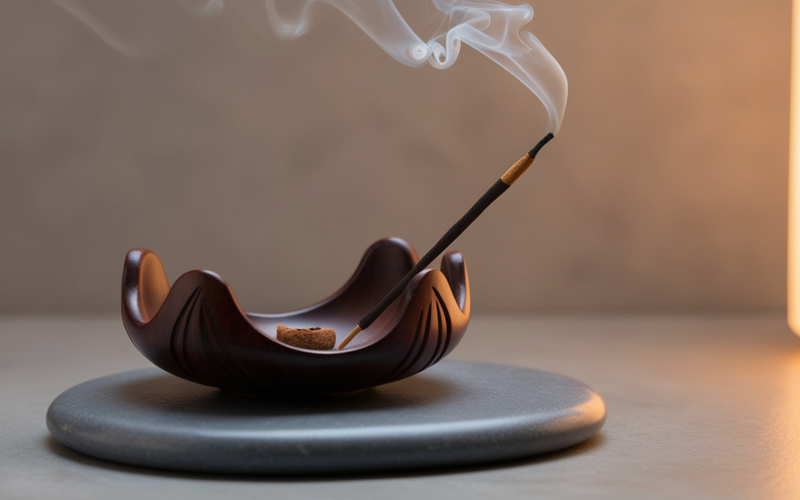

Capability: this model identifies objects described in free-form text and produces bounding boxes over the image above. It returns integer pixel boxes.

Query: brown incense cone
[276,325,336,351]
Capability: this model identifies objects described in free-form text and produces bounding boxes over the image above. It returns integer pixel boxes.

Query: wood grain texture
[121,238,470,394]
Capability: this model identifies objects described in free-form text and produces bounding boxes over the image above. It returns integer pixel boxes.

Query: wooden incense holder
[121,238,470,394]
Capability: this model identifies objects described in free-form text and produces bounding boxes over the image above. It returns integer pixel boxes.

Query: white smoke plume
[260,0,567,133]
[53,0,568,133]
[50,0,143,57]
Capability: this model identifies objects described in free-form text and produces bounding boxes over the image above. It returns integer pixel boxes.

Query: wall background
[0,0,790,314]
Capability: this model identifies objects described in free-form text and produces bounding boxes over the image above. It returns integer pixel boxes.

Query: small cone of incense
[277,325,336,350]
[336,132,555,350]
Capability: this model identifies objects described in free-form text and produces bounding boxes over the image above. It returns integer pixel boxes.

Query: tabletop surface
[2,313,799,499]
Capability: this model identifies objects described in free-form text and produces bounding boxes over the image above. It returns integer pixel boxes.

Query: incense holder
[121,238,470,394]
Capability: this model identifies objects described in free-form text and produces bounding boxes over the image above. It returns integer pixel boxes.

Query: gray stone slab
[46,360,606,475]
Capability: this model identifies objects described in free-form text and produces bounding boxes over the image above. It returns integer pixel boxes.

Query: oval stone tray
[47,360,606,475]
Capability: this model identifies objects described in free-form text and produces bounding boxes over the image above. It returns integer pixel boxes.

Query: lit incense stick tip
[337,325,362,350]
[502,131,555,186]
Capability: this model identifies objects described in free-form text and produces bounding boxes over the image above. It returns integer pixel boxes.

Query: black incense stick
[337,132,555,349]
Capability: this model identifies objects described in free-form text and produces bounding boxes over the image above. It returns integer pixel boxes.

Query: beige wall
[0,0,790,313]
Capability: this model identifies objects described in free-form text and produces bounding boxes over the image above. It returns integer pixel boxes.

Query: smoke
[53,0,568,133]
[50,0,143,57]
[261,0,567,133]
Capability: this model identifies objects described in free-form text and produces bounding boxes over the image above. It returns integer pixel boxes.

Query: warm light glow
[766,351,800,497]
[789,0,800,336]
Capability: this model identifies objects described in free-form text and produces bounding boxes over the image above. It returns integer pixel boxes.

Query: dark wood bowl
[121,238,471,394]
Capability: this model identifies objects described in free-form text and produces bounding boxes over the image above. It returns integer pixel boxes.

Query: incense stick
[336,132,555,350]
